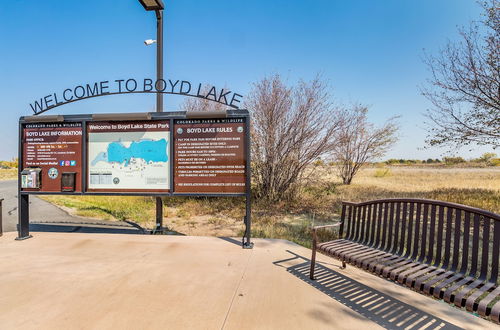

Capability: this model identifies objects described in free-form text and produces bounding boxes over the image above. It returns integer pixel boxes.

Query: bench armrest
[312,223,342,246]
[312,223,341,231]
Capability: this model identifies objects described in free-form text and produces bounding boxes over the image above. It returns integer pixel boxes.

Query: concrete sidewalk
[0,179,142,234]
[0,232,494,329]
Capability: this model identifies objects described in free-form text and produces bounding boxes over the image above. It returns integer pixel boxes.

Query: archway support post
[154,7,164,234]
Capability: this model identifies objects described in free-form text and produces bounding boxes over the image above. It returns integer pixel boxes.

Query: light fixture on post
[138,0,165,234]
[138,0,165,114]
[138,0,164,11]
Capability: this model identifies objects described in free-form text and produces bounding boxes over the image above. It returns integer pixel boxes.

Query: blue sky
[0,0,493,160]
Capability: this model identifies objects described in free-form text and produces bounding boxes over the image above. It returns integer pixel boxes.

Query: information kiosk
[18,110,252,248]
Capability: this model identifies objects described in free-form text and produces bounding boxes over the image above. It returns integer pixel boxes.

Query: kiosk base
[15,235,33,241]
[151,228,166,235]
[243,242,254,249]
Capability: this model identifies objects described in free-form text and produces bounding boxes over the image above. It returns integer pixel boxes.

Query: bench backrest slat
[345,205,354,240]
[380,202,389,250]
[339,204,346,237]
[375,203,383,248]
[426,204,437,265]
[363,204,372,245]
[434,205,445,267]
[361,205,368,243]
[418,204,429,263]
[353,204,361,242]
[392,202,402,254]
[353,204,359,241]
[404,202,414,258]
[411,203,422,260]
[359,205,366,243]
[491,220,500,284]
[368,204,377,246]
[450,209,462,272]
[459,211,471,274]
[387,202,395,253]
[470,213,481,277]
[442,207,454,269]
[479,217,491,281]
[358,205,366,243]
[349,204,357,241]
[398,202,408,255]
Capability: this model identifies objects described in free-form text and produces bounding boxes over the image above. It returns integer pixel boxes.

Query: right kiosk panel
[173,117,247,194]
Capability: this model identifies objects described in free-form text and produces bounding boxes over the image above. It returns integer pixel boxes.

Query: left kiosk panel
[21,122,83,193]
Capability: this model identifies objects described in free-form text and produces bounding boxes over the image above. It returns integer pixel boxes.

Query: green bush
[490,158,500,166]
[443,156,465,165]
[374,168,391,178]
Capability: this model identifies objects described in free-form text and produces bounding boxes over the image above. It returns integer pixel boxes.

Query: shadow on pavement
[29,223,145,235]
[274,250,464,330]
[218,236,243,247]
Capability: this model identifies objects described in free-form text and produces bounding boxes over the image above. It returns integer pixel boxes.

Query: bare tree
[246,74,342,202]
[332,104,398,185]
[180,85,229,112]
[422,0,500,149]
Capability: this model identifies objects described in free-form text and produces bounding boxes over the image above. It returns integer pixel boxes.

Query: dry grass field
[332,166,500,211]
[37,165,500,247]
[345,166,500,191]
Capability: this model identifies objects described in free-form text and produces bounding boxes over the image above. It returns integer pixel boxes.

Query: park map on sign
[91,139,168,167]
[88,130,170,191]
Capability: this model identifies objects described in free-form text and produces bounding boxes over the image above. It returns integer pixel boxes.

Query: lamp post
[139,0,165,233]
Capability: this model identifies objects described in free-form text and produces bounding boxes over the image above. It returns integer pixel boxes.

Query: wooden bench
[310,199,500,323]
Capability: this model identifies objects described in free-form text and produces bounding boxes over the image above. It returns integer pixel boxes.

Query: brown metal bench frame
[310,198,500,323]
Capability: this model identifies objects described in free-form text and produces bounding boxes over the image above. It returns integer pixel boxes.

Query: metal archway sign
[29,78,244,115]
[21,80,253,248]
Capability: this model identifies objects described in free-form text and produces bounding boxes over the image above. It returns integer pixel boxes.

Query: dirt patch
[168,213,244,237]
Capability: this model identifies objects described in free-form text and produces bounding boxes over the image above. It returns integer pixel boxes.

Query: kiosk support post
[154,8,164,233]
[17,120,32,240]
[16,194,31,240]
[243,194,253,249]
[0,198,3,236]
[155,197,163,232]
[243,116,253,249]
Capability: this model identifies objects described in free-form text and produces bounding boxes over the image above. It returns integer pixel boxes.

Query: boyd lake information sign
[173,118,246,194]
[22,122,83,192]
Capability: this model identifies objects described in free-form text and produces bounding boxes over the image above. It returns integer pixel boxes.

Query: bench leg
[310,243,317,280]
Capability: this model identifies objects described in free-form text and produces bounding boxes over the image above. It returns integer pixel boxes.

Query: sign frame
[17,110,252,247]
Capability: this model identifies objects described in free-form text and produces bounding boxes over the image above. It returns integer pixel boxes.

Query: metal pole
[155,9,164,233]
[156,10,163,113]
[17,194,32,240]
[243,116,253,248]
[0,198,3,237]
[16,120,32,240]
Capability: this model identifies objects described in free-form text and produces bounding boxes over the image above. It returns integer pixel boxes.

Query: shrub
[248,74,342,202]
[313,159,325,167]
[443,156,466,165]
[374,168,391,178]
